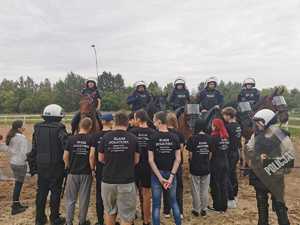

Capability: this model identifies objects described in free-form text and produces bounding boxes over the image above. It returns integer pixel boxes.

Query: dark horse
[178,104,222,139]
[144,95,168,120]
[71,95,102,134]
[178,87,289,140]
[225,87,289,141]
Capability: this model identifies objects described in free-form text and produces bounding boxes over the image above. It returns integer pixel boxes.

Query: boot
[51,216,66,225]
[11,202,27,215]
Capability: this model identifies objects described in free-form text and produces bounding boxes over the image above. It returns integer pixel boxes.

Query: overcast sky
[1,0,300,90]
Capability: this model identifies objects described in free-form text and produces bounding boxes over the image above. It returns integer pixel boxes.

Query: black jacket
[27,121,68,178]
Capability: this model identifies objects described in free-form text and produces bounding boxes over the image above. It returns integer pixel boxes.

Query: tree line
[0,71,300,114]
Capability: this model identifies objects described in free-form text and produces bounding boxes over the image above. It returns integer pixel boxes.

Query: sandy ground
[0,124,299,225]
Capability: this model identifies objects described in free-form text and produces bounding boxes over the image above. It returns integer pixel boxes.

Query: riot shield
[245,126,295,202]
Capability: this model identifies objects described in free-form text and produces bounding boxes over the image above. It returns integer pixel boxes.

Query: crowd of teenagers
[0,108,243,225]
[0,75,293,225]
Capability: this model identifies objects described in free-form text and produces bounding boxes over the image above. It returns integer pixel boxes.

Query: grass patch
[289,127,300,139]
[289,120,300,126]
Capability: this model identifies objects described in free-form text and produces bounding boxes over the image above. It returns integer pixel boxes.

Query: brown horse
[71,95,102,134]
[178,87,289,140]
[253,87,289,125]
[178,104,221,140]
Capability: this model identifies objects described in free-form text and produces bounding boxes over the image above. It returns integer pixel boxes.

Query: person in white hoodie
[0,120,31,215]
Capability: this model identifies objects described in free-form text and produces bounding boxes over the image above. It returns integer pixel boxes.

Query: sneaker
[207,206,224,213]
[200,210,207,217]
[191,210,199,217]
[164,213,171,218]
[180,214,184,219]
[227,200,237,209]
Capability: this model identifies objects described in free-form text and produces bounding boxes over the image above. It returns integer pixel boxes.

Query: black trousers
[227,152,239,200]
[255,187,290,225]
[210,169,228,212]
[163,166,183,214]
[36,175,64,223]
[96,176,104,224]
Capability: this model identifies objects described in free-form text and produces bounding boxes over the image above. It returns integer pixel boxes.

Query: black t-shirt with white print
[149,131,180,171]
[92,130,110,179]
[99,130,139,184]
[65,133,94,175]
[210,136,230,171]
[168,128,185,165]
[186,133,212,176]
[225,122,242,153]
[130,127,156,168]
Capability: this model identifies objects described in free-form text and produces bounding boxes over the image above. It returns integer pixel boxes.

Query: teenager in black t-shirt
[148,111,181,225]
[209,118,230,213]
[222,107,242,208]
[99,111,140,225]
[63,117,94,225]
[186,119,212,217]
[162,112,185,218]
[90,113,113,225]
[130,110,155,225]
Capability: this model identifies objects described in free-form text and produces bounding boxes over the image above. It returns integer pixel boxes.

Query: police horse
[177,104,222,140]
[71,95,102,134]
[225,87,289,141]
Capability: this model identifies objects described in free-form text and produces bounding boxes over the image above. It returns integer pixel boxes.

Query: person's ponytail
[6,120,23,145]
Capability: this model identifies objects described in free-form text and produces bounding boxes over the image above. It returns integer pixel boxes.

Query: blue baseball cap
[100,113,113,122]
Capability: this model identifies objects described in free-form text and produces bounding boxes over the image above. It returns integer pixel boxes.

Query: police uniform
[238,87,260,106]
[168,88,190,111]
[249,129,291,225]
[196,88,224,111]
[27,105,68,225]
[247,109,291,225]
[127,89,152,112]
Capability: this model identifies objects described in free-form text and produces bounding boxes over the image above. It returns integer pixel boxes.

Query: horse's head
[145,95,167,120]
[79,95,94,114]
[177,104,200,139]
[184,104,201,132]
[254,87,289,124]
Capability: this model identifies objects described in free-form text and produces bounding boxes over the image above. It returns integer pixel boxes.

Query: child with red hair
[209,118,230,213]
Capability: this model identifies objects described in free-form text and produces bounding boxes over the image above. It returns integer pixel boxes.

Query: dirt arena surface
[0,124,299,225]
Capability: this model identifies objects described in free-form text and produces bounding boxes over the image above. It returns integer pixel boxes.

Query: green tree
[148,81,162,96]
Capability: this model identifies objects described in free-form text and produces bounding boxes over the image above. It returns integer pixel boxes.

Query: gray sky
[1,0,300,90]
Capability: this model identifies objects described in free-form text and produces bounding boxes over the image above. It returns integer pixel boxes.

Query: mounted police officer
[168,77,190,111]
[27,104,68,225]
[196,76,224,112]
[238,78,260,106]
[80,77,102,110]
[127,81,152,112]
[246,109,292,225]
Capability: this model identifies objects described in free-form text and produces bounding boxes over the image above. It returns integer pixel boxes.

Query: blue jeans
[151,171,181,225]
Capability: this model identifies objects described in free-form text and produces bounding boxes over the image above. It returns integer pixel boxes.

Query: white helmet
[42,104,65,118]
[174,77,185,86]
[205,76,218,87]
[243,78,256,87]
[253,109,276,127]
[86,77,97,86]
[134,80,146,89]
